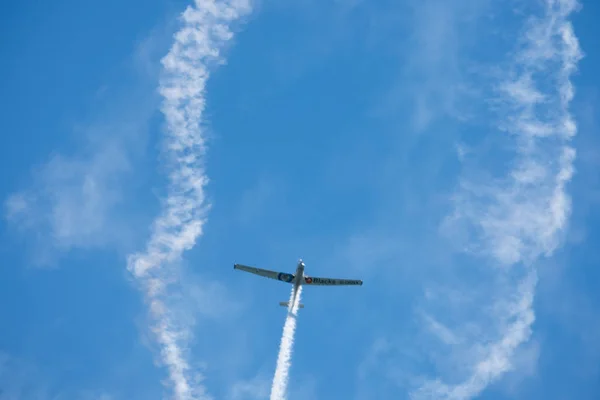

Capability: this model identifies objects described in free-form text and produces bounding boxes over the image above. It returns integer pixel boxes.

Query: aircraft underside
[233,261,362,307]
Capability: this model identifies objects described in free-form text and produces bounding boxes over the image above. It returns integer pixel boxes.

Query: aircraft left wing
[303,276,363,286]
[233,264,295,283]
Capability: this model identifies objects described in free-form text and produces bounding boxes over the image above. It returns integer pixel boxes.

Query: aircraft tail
[279,301,304,308]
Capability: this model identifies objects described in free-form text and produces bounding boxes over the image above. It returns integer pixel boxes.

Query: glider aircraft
[233,258,363,308]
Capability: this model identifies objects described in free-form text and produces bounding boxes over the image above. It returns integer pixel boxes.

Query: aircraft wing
[303,276,363,286]
[233,264,295,283]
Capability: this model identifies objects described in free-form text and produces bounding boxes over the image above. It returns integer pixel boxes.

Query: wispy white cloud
[420,313,461,346]
[373,0,493,132]
[5,145,127,244]
[287,374,319,400]
[3,101,155,266]
[0,352,114,400]
[229,374,270,400]
[125,1,252,399]
[1,24,170,266]
[413,0,583,399]
[236,177,279,225]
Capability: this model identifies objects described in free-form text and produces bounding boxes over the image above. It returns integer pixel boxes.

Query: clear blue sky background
[1,0,599,399]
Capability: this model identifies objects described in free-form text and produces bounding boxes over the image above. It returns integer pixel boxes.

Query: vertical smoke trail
[270,285,303,400]
[126,1,252,399]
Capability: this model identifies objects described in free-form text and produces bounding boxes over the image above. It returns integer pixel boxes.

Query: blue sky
[1,0,599,399]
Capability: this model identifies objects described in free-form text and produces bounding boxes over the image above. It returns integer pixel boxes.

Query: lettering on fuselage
[307,277,361,285]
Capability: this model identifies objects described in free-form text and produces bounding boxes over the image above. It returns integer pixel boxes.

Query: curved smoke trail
[126,1,252,399]
[414,0,583,399]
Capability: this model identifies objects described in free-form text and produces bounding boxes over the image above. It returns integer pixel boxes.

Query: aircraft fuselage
[293,259,305,290]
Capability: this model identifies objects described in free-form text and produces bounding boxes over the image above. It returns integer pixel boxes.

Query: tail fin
[279,301,304,308]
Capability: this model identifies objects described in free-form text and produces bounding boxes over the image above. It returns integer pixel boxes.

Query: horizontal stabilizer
[279,301,304,309]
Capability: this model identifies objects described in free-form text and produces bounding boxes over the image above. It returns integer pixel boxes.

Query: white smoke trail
[126,1,252,399]
[413,0,583,399]
[270,285,304,400]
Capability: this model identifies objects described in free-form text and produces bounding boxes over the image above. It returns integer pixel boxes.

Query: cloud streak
[414,0,583,398]
[2,97,156,265]
[4,140,130,251]
[0,352,115,400]
[126,1,252,399]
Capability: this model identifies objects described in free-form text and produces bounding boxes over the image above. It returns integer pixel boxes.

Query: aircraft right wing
[233,264,295,283]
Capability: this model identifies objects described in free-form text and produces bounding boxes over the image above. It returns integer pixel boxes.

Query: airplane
[233,258,362,308]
